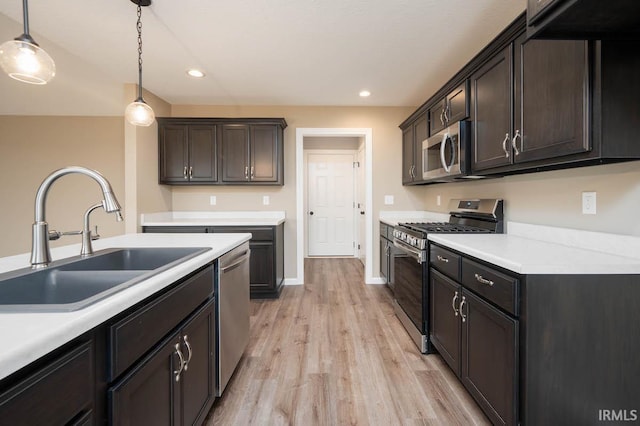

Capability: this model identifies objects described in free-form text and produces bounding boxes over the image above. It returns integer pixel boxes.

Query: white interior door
[356,145,366,264]
[307,153,355,256]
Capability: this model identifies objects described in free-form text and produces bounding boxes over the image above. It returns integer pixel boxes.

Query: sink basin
[0,247,211,312]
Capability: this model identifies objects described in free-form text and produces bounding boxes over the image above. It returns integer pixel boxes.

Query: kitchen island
[0,232,250,425]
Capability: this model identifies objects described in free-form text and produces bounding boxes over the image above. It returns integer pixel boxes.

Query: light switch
[209,195,217,206]
[263,195,270,206]
[384,195,394,205]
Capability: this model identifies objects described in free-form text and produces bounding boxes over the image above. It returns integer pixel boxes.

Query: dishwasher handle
[221,249,251,273]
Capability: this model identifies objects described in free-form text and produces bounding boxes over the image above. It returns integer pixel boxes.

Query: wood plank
[207,258,489,425]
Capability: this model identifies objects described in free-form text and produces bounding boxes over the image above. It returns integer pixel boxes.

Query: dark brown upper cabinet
[471,34,590,173]
[429,81,469,136]
[158,121,217,184]
[527,0,640,40]
[158,118,286,186]
[221,123,282,184]
[401,112,427,185]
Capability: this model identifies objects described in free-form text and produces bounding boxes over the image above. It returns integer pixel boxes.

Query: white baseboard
[283,277,304,286]
[366,277,386,285]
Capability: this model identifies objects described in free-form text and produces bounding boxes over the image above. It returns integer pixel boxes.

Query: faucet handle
[48,230,82,240]
[91,225,100,241]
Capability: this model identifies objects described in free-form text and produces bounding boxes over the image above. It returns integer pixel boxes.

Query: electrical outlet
[437,195,441,206]
[384,195,394,205]
[209,195,217,206]
[582,192,596,214]
[263,195,270,206]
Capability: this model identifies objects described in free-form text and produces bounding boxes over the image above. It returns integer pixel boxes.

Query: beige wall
[0,116,125,257]
[169,105,420,280]
[418,161,640,237]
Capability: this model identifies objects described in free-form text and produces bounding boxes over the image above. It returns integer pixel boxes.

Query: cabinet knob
[309,211,314,216]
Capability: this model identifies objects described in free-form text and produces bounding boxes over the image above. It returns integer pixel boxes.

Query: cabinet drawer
[430,245,461,280]
[211,226,273,241]
[108,265,213,381]
[461,258,519,316]
[0,341,93,424]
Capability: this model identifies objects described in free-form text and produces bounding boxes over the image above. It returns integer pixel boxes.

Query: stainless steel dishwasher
[216,241,250,396]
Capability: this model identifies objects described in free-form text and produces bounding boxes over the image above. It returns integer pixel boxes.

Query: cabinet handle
[244,166,249,180]
[250,166,254,179]
[445,101,451,122]
[459,296,467,323]
[511,130,521,156]
[437,255,449,263]
[502,133,510,158]
[474,273,494,286]
[452,291,459,317]
[174,343,185,382]
[183,335,193,371]
[188,166,193,178]
[183,166,188,179]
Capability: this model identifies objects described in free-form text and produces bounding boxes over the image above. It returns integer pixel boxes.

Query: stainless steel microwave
[422,121,470,181]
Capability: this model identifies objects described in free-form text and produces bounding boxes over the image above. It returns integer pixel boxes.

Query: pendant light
[0,0,55,85]
[125,0,155,127]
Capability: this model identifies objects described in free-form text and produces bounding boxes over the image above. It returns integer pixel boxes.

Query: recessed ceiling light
[187,69,205,78]
[359,90,371,97]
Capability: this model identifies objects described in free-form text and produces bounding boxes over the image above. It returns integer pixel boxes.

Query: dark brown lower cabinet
[0,340,94,425]
[109,298,215,426]
[144,224,285,299]
[430,258,518,426]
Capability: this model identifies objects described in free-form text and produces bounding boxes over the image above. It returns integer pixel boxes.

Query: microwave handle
[440,133,454,173]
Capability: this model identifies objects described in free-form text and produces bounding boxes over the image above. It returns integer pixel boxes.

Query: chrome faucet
[31,166,123,267]
[80,202,106,256]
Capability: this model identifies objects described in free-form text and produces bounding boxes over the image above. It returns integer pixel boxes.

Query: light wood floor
[207,258,489,425]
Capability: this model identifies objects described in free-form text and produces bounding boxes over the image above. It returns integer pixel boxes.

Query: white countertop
[141,211,286,227]
[0,232,250,381]
[379,210,449,226]
[429,222,640,275]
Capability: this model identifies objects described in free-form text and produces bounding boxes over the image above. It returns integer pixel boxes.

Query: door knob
[309,211,314,215]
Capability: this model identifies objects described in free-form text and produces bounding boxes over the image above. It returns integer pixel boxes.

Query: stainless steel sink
[0,247,211,312]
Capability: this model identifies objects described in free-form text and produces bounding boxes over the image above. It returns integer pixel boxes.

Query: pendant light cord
[136,1,144,100]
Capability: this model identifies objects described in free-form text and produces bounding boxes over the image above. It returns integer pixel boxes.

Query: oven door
[422,123,462,180]
[392,239,427,333]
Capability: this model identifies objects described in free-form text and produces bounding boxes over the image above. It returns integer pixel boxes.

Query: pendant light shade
[125,0,155,127]
[0,0,55,85]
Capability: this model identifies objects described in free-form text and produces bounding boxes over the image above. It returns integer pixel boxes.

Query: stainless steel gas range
[392,199,504,353]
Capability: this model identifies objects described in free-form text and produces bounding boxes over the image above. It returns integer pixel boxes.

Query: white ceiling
[0,0,525,111]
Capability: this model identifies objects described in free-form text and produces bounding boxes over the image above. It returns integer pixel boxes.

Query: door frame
[294,128,378,285]
[304,149,358,257]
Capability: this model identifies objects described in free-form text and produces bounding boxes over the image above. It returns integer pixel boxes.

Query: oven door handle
[393,239,425,264]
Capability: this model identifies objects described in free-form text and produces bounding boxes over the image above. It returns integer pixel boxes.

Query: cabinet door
[109,333,182,426]
[514,37,589,164]
[189,125,218,182]
[461,290,518,426]
[429,270,462,376]
[249,241,275,293]
[471,45,514,172]
[447,81,469,124]
[401,125,415,184]
[181,299,216,426]
[221,124,250,182]
[159,125,189,183]
[413,113,428,182]
[429,99,447,135]
[250,125,280,182]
